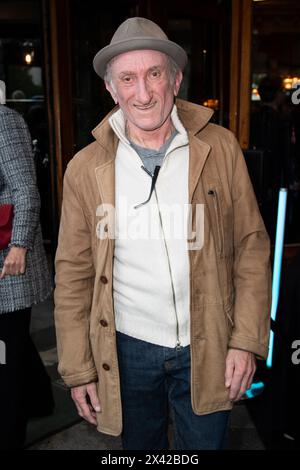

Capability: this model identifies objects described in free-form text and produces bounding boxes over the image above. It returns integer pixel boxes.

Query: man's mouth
[134,102,156,110]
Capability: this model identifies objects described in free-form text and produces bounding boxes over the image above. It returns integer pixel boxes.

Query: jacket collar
[175,98,214,136]
[92,99,213,203]
[108,103,189,153]
[91,98,214,147]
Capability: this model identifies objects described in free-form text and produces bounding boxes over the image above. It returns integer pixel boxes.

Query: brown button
[100,319,108,327]
[102,363,110,371]
[104,225,108,232]
[100,275,108,284]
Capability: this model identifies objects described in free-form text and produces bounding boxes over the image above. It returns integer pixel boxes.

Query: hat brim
[93,37,188,79]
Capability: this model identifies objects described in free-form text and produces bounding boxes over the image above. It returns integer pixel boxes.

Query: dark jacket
[0,105,52,313]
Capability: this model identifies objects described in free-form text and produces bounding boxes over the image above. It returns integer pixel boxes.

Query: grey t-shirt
[129,129,178,175]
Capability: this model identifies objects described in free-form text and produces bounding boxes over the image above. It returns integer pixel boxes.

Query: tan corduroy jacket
[54,99,271,436]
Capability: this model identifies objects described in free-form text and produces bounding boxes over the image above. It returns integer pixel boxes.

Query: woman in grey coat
[0,104,53,449]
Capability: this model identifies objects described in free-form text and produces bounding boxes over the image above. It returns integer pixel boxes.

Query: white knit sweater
[109,105,191,348]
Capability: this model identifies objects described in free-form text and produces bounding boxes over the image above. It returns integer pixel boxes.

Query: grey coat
[0,105,52,313]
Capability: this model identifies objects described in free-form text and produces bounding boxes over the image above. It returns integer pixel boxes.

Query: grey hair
[104,52,181,90]
[104,56,117,92]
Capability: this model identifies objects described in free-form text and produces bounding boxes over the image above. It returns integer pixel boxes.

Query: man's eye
[150,71,160,78]
[123,76,132,83]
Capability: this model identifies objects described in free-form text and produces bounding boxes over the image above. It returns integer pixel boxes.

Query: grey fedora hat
[93,17,188,79]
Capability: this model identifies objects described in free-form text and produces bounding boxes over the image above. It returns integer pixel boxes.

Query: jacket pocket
[207,188,224,257]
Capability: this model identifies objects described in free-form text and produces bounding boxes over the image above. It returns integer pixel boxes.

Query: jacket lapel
[92,119,118,253]
[92,116,118,207]
[95,162,115,207]
[188,133,211,202]
[176,99,213,202]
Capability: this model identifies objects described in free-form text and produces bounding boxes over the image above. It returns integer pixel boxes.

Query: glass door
[70,0,232,151]
[0,0,56,253]
[248,0,300,243]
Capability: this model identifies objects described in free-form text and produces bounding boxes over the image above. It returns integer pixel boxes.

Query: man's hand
[0,246,28,279]
[225,349,256,401]
[71,382,101,426]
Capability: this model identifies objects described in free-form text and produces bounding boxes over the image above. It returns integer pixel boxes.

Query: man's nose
[135,78,152,104]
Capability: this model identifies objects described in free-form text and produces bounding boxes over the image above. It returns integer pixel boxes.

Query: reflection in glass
[249,1,300,243]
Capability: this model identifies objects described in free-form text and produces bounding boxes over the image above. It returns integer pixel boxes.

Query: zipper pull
[141,165,153,177]
[134,165,161,209]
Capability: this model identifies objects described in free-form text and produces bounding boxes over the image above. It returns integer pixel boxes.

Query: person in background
[250,75,290,241]
[0,104,53,450]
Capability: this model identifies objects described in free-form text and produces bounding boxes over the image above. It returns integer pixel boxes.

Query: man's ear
[174,70,183,97]
[105,81,118,104]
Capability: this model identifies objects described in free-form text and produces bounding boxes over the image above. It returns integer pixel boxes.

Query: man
[54,17,271,450]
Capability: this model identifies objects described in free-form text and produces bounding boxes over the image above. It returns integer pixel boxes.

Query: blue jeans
[116,331,230,450]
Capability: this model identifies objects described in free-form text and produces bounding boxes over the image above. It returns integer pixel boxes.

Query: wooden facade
[1,0,300,248]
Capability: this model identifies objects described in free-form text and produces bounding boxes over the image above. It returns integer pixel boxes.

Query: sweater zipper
[140,165,182,351]
[154,187,182,351]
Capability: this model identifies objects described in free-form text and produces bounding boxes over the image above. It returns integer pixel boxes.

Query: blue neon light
[245,381,264,399]
[266,188,288,368]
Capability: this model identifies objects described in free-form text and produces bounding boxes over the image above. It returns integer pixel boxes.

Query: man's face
[105,50,182,133]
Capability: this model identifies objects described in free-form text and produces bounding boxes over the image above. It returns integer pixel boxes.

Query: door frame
[43,0,74,214]
[229,0,252,149]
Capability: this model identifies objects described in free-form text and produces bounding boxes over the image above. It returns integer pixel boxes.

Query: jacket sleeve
[229,133,272,359]
[0,110,40,250]
[54,164,98,387]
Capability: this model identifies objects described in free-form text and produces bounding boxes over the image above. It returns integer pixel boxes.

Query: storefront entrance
[1,0,300,247]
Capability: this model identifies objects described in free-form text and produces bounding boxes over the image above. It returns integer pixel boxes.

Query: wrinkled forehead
[109,49,168,74]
